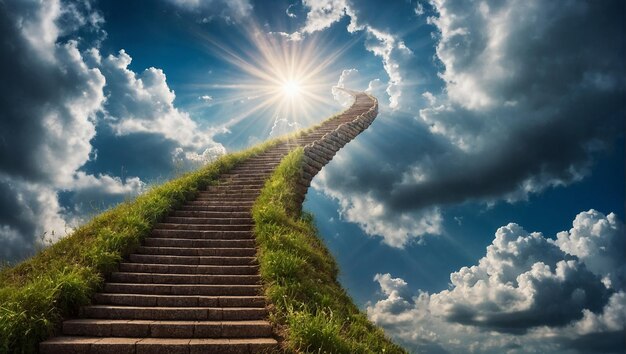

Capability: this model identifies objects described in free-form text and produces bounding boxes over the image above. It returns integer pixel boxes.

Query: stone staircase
[39,90,378,354]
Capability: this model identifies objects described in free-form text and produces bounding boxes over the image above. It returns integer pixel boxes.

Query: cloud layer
[367,210,625,353]
[0,0,225,262]
[306,0,624,247]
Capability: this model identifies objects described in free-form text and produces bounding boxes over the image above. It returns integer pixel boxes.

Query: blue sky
[0,0,624,353]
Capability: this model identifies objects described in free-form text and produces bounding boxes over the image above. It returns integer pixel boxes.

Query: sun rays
[186,20,351,139]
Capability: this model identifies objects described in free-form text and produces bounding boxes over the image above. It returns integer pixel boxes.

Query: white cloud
[314,162,443,248]
[431,228,607,330]
[365,78,383,94]
[332,68,360,106]
[70,172,145,196]
[267,31,303,42]
[269,116,302,137]
[173,145,226,165]
[311,0,623,248]
[101,49,226,156]
[362,27,405,109]
[0,175,68,261]
[367,210,625,353]
[294,0,409,110]
[415,2,425,16]
[422,91,436,105]
[199,95,213,101]
[286,3,297,18]
[0,0,227,262]
[553,210,625,290]
[0,0,108,260]
[300,0,349,34]
[165,0,252,21]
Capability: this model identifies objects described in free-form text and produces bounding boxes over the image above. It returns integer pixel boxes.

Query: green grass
[0,140,280,354]
[0,104,403,353]
[253,148,406,354]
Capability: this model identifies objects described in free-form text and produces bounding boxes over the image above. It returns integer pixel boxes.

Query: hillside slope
[0,91,404,353]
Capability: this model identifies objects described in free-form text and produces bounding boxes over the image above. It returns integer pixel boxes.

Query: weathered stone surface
[311,142,336,158]
[312,145,332,159]
[136,338,190,354]
[305,148,328,165]
[301,163,320,177]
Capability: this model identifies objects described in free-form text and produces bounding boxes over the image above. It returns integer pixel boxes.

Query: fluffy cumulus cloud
[367,210,626,353]
[292,0,410,110]
[269,117,302,138]
[308,0,624,247]
[332,68,360,106]
[99,49,226,165]
[554,210,625,290]
[0,0,225,262]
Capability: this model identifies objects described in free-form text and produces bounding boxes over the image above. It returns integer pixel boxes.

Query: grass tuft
[253,148,406,353]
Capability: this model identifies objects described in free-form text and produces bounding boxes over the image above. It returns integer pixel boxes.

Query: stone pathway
[40,90,378,354]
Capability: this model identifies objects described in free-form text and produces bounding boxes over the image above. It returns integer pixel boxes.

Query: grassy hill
[0,134,404,354]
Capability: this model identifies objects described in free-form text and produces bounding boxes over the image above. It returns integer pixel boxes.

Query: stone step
[80,305,268,321]
[218,177,266,183]
[194,196,257,202]
[128,254,256,266]
[119,263,259,275]
[135,246,256,257]
[157,223,252,232]
[62,319,273,338]
[219,174,269,180]
[202,188,261,194]
[186,200,254,206]
[178,205,251,212]
[234,163,279,169]
[165,217,254,225]
[162,217,253,226]
[103,283,261,296]
[237,158,281,162]
[144,238,255,248]
[211,183,264,189]
[38,91,376,354]
[196,192,260,198]
[171,210,250,218]
[40,336,277,354]
[94,294,265,308]
[109,272,260,285]
[228,169,275,175]
[220,173,271,179]
[150,229,253,239]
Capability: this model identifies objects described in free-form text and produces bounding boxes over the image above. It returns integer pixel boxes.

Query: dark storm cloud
[0,0,105,262]
[0,1,103,184]
[315,0,625,247]
[566,330,625,354]
[0,180,37,261]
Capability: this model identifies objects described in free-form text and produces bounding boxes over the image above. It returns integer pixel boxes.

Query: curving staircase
[40,90,378,354]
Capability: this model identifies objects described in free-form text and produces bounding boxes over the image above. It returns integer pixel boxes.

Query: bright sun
[197,21,339,130]
[281,80,301,98]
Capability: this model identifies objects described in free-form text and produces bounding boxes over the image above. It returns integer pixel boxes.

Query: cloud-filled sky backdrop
[0,0,624,353]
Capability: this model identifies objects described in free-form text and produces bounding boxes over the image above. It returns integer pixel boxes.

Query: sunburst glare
[281,80,301,99]
[187,20,356,142]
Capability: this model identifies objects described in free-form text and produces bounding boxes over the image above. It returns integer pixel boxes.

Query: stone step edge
[39,336,278,353]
